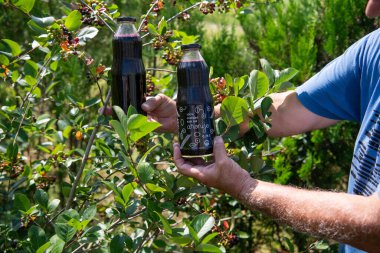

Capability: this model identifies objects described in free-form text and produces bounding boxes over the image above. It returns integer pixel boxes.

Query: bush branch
[65,88,112,210]
[141,2,201,39]
[138,0,159,32]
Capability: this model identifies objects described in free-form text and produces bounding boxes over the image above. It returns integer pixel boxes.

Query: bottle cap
[181,43,201,50]
[116,16,137,22]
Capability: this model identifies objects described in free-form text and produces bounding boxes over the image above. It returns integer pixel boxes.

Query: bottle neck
[181,49,204,62]
[113,21,142,59]
[115,21,139,37]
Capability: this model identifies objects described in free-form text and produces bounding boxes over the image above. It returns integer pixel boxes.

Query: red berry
[223,220,229,230]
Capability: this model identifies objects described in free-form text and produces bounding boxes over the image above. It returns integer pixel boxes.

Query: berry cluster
[1,64,9,78]
[210,77,228,103]
[181,12,191,21]
[153,0,165,13]
[146,72,156,96]
[162,47,183,65]
[217,0,244,13]
[152,31,173,50]
[47,24,81,58]
[0,161,24,179]
[35,174,56,190]
[199,2,216,14]
[76,0,107,26]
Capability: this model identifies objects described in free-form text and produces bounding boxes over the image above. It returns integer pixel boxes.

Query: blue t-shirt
[296,28,380,253]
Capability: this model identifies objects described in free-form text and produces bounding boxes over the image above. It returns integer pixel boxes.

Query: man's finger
[213,136,228,161]
[141,96,159,112]
[173,144,204,180]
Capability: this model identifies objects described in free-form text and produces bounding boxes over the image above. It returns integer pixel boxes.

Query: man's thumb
[213,136,227,161]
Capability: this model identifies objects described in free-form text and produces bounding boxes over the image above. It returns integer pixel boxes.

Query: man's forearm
[213,91,339,138]
[236,178,380,252]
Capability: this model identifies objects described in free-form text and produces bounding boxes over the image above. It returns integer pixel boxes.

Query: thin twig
[79,0,115,33]
[167,2,201,23]
[138,0,159,32]
[146,68,176,73]
[65,88,112,210]
[96,178,125,203]
[141,2,202,39]
[82,59,105,105]
[133,224,155,253]
[12,57,52,146]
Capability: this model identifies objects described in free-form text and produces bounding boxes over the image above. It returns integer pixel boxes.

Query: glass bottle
[112,16,146,115]
[177,43,215,157]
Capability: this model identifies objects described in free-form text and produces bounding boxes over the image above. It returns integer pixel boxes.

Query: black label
[177,104,215,156]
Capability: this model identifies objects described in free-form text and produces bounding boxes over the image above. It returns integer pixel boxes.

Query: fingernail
[214,136,223,144]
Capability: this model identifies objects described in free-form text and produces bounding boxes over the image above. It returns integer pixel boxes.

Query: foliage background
[0,0,378,252]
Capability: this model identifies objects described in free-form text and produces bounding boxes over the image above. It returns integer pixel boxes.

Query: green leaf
[27,20,46,34]
[13,0,35,13]
[191,214,215,239]
[277,81,295,92]
[185,220,199,243]
[31,16,55,27]
[158,17,167,34]
[77,27,99,42]
[147,23,158,35]
[113,105,128,128]
[154,211,172,235]
[137,162,154,184]
[84,97,101,108]
[259,58,275,86]
[260,96,273,119]
[248,70,269,100]
[146,183,166,192]
[236,231,249,239]
[274,68,298,88]
[25,75,37,86]
[170,236,192,246]
[127,114,161,142]
[201,232,219,244]
[65,10,82,31]
[28,226,47,251]
[54,223,76,242]
[82,205,96,221]
[102,181,122,199]
[311,240,330,250]
[2,39,22,57]
[284,237,294,253]
[48,235,65,253]
[195,244,222,253]
[220,96,248,126]
[34,189,49,210]
[36,242,50,253]
[56,209,80,223]
[48,199,60,212]
[14,193,31,212]
[6,142,18,161]
[233,77,245,96]
[110,234,126,253]
[122,183,135,203]
[110,120,129,150]
[50,61,58,71]
[0,55,9,65]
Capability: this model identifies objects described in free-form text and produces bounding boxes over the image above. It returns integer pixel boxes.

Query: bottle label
[177,104,215,154]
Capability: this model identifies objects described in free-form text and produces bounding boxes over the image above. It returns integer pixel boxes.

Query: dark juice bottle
[112,16,146,115]
[177,43,215,157]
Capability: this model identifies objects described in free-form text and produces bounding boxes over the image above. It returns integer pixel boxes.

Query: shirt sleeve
[296,36,366,122]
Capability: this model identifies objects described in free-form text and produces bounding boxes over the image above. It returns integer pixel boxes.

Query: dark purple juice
[177,52,215,157]
[112,19,146,115]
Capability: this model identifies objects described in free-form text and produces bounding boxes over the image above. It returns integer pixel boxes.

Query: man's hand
[173,136,254,198]
[142,94,178,133]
